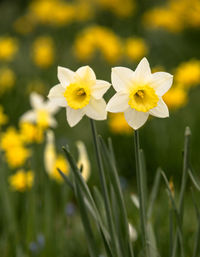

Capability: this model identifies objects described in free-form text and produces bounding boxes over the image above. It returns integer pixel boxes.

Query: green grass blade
[147,168,161,220]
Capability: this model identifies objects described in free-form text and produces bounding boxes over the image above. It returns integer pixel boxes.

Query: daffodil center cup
[37,109,49,128]
[128,85,159,112]
[63,83,91,109]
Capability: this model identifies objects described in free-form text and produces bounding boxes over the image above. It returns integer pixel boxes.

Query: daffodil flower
[20,92,59,128]
[106,58,173,129]
[48,66,111,127]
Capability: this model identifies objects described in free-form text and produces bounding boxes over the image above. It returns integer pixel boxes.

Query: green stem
[134,130,149,257]
[90,119,119,256]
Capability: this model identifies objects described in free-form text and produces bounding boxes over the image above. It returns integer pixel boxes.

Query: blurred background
[1,0,200,256]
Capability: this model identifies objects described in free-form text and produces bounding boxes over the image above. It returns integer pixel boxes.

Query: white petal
[76,66,96,82]
[66,107,84,127]
[48,84,67,107]
[91,80,111,99]
[20,110,36,123]
[149,98,169,118]
[111,67,135,92]
[58,66,75,88]
[106,92,129,113]
[124,107,149,130]
[49,117,57,128]
[45,101,60,114]
[84,98,107,120]
[134,57,151,83]
[150,72,173,96]
[30,92,44,110]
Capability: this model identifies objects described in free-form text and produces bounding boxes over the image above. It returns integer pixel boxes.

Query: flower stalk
[134,129,150,257]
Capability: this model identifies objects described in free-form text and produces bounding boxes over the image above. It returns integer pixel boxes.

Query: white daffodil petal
[111,67,135,92]
[149,98,169,118]
[91,80,111,99]
[84,98,107,120]
[20,110,37,123]
[124,108,149,130]
[106,92,129,113]
[48,84,67,107]
[66,107,85,127]
[150,72,173,96]
[134,57,151,83]
[46,101,60,114]
[76,66,96,81]
[30,92,44,110]
[58,66,75,88]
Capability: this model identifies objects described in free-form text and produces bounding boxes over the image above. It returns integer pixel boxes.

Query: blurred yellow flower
[174,60,200,88]
[0,67,15,95]
[26,79,47,95]
[163,87,187,110]
[0,106,8,127]
[52,155,69,182]
[143,7,183,33]
[0,127,23,151]
[9,170,34,192]
[109,113,132,134]
[74,26,122,63]
[5,145,30,168]
[0,37,18,61]
[20,122,44,144]
[13,14,36,35]
[29,0,77,26]
[125,37,148,61]
[32,36,54,68]
[76,141,90,181]
[97,0,135,17]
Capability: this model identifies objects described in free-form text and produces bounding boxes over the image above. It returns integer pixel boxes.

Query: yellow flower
[143,7,183,33]
[13,14,35,35]
[19,122,44,144]
[108,113,132,134]
[0,37,18,61]
[163,86,187,110]
[125,37,148,61]
[0,106,8,127]
[5,145,30,168]
[97,0,135,17]
[174,60,200,88]
[26,79,47,95]
[9,170,34,192]
[29,0,76,26]
[0,127,23,151]
[0,67,15,95]
[32,36,54,68]
[52,155,69,182]
[74,26,122,63]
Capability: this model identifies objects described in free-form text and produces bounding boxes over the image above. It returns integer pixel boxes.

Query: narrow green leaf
[147,168,161,220]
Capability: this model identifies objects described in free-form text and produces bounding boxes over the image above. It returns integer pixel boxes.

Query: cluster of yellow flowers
[28,0,92,27]
[163,59,200,110]
[32,36,55,69]
[143,0,200,32]
[96,0,135,17]
[9,170,34,192]
[74,26,148,63]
